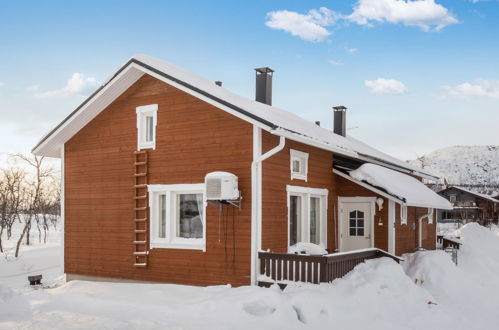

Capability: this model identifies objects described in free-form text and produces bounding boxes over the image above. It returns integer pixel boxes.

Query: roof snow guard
[335,164,452,210]
[32,54,438,180]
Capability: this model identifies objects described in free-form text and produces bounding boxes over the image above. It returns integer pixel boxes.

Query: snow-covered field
[2,223,499,330]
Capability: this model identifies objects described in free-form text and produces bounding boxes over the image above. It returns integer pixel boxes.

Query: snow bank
[288,242,327,255]
[349,163,452,209]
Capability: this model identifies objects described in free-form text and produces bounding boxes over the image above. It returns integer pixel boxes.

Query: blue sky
[0,0,498,162]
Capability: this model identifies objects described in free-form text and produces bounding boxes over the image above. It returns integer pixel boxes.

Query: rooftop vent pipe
[333,106,347,137]
[215,81,222,86]
[254,67,274,105]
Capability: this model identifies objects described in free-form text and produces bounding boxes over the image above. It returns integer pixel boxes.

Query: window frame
[286,185,328,249]
[148,184,206,251]
[400,204,408,225]
[136,104,158,150]
[449,194,456,203]
[290,149,309,181]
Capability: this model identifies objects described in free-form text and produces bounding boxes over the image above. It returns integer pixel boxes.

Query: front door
[340,201,372,251]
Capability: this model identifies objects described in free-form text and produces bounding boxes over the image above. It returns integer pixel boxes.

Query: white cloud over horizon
[365,78,409,94]
[35,73,98,98]
[328,59,344,66]
[265,7,339,42]
[441,79,499,99]
[348,0,459,32]
[265,1,458,42]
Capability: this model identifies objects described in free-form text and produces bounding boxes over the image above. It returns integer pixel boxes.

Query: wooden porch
[258,248,402,287]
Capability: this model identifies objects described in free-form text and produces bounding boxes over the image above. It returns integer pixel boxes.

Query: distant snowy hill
[408,146,499,194]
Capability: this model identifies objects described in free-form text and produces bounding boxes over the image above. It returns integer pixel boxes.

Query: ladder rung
[133,251,148,256]
[134,195,147,200]
[134,173,147,177]
[134,150,147,155]
[134,161,147,166]
[133,241,147,244]
[134,263,147,267]
[134,218,147,222]
[134,229,147,233]
[134,207,147,211]
[134,184,148,188]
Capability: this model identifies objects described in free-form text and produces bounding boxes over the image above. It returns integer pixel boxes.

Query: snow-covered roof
[31,54,438,180]
[342,163,452,210]
[442,186,499,204]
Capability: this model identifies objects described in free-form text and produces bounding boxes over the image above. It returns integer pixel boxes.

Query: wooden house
[32,55,452,286]
[438,186,499,225]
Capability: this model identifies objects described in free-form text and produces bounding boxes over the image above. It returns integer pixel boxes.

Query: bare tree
[0,167,26,252]
[13,155,55,258]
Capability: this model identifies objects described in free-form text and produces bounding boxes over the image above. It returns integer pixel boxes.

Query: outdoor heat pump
[205,171,240,201]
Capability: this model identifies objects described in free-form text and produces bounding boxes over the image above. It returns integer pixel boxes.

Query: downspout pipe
[250,131,285,285]
[418,208,432,249]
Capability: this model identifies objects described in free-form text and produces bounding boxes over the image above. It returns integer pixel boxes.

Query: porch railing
[258,248,401,286]
[437,235,462,250]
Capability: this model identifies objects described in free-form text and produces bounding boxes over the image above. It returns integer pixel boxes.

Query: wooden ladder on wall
[133,150,149,267]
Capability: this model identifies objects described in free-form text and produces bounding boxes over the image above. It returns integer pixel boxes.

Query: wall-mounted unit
[205,172,240,201]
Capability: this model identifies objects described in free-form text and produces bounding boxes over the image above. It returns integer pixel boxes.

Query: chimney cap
[255,67,274,74]
[215,81,222,86]
[333,105,347,111]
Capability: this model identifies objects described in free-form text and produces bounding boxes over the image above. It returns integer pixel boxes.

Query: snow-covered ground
[2,223,499,329]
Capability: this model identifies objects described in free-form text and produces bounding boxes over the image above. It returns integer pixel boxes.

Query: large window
[136,104,157,150]
[149,184,205,250]
[287,185,328,247]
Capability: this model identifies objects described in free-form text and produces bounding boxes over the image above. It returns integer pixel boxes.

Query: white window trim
[148,183,206,251]
[428,208,434,224]
[286,185,328,248]
[400,204,408,225]
[136,104,158,150]
[290,149,308,181]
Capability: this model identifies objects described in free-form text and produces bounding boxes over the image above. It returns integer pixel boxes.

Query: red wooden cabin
[32,55,452,286]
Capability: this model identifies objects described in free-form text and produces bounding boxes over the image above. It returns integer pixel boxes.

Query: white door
[340,202,372,251]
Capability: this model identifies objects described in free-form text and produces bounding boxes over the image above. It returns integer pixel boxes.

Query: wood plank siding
[261,131,337,253]
[65,74,253,286]
[64,73,436,287]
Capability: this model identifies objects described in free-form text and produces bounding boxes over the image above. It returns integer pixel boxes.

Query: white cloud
[348,0,458,32]
[328,59,344,66]
[365,78,409,94]
[26,85,39,92]
[345,47,358,54]
[265,7,339,42]
[441,79,499,99]
[35,73,98,97]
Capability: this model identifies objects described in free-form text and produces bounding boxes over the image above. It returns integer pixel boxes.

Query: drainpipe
[418,208,432,249]
[251,127,285,285]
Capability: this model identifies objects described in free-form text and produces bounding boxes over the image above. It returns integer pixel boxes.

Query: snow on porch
[347,163,453,210]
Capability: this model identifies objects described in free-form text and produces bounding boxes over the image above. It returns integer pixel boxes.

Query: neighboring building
[438,186,499,225]
[32,55,451,286]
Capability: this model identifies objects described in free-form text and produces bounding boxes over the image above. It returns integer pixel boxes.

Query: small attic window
[136,104,158,150]
[449,194,456,203]
[290,149,308,181]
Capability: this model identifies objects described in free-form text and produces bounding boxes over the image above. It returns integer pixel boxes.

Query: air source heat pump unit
[205,172,239,201]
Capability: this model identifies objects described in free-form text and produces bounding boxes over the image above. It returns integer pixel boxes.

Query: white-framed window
[449,194,456,203]
[136,104,158,150]
[148,184,206,250]
[290,149,308,181]
[400,204,408,225]
[287,185,328,247]
[428,208,434,224]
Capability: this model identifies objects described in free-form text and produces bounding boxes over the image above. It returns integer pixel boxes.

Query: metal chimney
[254,67,274,105]
[333,106,347,137]
[215,81,222,86]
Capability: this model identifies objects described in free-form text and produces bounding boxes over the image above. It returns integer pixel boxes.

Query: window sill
[291,173,307,181]
[138,143,155,150]
[150,239,205,251]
